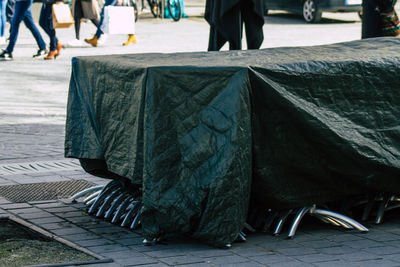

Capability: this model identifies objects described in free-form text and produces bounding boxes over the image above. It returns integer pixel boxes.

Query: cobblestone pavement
[1,2,400,266]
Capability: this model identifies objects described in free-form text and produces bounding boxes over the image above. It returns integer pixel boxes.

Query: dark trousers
[95,0,117,38]
[207,0,264,51]
[39,3,57,51]
[6,0,46,53]
[362,0,398,38]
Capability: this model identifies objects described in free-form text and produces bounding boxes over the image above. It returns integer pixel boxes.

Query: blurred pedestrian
[205,0,265,51]
[0,0,6,44]
[0,0,47,61]
[68,0,100,46]
[362,0,399,38]
[39,0,63,59]
[84,0,136,47]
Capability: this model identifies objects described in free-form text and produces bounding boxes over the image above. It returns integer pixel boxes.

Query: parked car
[264,0,362,23]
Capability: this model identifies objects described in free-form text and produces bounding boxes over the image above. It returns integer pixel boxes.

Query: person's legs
[85,0,116,46]
[39,3,57,51]
[22,1,46,50]
[4,0,30,53]
[95,0,116,38]
[0,0,6,38]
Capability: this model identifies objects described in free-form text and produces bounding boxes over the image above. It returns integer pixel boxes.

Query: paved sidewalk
[1,2,400,266]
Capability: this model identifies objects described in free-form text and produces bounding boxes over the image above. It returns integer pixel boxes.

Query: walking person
[0,0,47,61]
[68,0,100,46]
[39,0,63,60]
[84,0,136,47]
[0,0,7,44]
[362,0,399,38]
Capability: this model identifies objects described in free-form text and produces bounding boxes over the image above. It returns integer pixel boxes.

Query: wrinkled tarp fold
[65,38,400,245]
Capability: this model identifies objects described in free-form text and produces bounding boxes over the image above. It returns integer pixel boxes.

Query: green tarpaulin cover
[65,38,400,246]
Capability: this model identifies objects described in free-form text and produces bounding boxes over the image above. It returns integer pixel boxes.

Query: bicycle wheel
[167,0,181,21]
[129,0,139,22]
[148,0,162,18]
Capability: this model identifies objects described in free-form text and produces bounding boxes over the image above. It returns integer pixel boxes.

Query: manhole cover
[0,180,95,203]
[0,160,82,176]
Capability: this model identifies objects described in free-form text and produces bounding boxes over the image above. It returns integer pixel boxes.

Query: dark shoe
[33,49,48,58]
[0,50,13,61]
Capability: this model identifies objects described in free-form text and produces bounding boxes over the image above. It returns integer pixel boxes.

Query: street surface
[1,1,400,266]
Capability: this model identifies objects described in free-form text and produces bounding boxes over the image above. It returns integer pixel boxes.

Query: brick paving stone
[340,239,383,249]
[250,254,297,265]
[275,247,318,256]
[297,240,341,249]
[51,227,89,236]
[325,234,365,242]
[308,260,351,267]
[188,248,233,258]
[78,262,123,267]
[100,231,140,240]
[0,203,32,209]
[63,232,102,241]
[0,198,11,204]
[54,211,88,218]
[179,263,217,267]
[362,245,400,255]
[40,222,76,230]
[231,246,275,257]
[30,216,65,224]
[65,216,100,224]
[220,262,266,267]
[74,238,116,247]
[114,256,160,266]
[363,232,400,242]
[8,207,42,214]
[266,260,313,267]
[16,211,53,219]
[204,254,251,265]
[336,251,382,262]
[383,240,400,248]
[144,248,194,258]
[87,244,130,254]
[90,226,126,235]
[117,237,144,246]
[101,250,146,259]
[159,255,207,266]
[353,259,400,267]
[293,253,342,263]
[317,246,359,255]
[45,206,78,213]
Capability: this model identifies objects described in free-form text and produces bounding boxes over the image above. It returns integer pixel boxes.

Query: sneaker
[0,50,13,61]
[33,49,48,58]
[98,34,108,45]
[66,39,87,47]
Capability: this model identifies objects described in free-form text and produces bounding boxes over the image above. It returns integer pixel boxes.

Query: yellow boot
[123,34,137,46]
[85,36,98,47]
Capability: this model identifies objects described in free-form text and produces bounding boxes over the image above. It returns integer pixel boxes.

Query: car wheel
[303,0,322,23]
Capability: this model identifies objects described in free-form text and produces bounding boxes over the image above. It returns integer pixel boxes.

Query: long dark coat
[205,0,265,51]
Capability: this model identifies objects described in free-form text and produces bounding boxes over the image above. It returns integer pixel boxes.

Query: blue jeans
[95,0,117,38]
[39,3,57,51]
[0,0,6,37]
[6,0,46,53]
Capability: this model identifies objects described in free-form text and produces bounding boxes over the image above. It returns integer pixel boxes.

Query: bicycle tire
[129,0,139,22]
[148,0,161,18]
[167,0,181,21]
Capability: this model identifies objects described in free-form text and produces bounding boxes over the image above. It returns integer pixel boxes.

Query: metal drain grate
[0,180,95,203]
[0,160,82,176]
